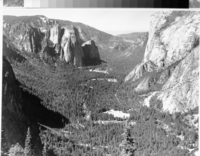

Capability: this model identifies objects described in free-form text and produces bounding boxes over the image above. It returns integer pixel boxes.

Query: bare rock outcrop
[157,46,199,113]
[125,11,200,113]
[3,35,26,62]
[4,16,104,67]
[125,60,157,82]
[3,16,105,67]
[61,26,84,67]
[3,22,45,53]
[126,11,200,82]
[37,24,85,67]
[42,24,102,67]
[82,40,101,66]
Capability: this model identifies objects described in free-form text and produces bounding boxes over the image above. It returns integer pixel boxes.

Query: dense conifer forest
[3,53,198,156]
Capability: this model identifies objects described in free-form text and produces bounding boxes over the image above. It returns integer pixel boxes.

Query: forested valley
[2,11,199,156]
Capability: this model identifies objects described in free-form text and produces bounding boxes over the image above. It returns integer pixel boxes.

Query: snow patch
[194,150,199,156]
[89,68,109,74]
[143,92,158,107]
[90,78,118,83]
[94,120,125,125]
[107,79,118,83]
[104,109,130,119]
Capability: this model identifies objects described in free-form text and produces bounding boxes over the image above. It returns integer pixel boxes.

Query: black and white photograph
[1,9,200,156]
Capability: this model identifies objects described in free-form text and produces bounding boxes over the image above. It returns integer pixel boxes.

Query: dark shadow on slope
[83,58,102,66]
[82,40,102,66]
[2,56,42,155]
[20,84,69,128]
[28,26,45,53]
[42,45,59,64]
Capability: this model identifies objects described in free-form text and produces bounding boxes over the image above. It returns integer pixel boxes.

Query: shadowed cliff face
[2,56,25,146]
[2,56,42,154]
[125,11,200,113]
[1,56,68,155]
[82,40,101,66]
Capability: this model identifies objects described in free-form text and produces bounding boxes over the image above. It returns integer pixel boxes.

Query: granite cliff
[3,16,104,67]
[82,40,101,66]
[125,11,199,113]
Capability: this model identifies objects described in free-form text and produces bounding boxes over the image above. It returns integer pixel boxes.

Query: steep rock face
[82,40,101,66]
[47,23,64,54]
[3,22,45,53]
[3,35,26,62]
[125,61,157,82]
[126,11,200,82]
[3,16,105,67]
[2,56,42,155]
[125,11,200,113]
[61,26,85,67]
[157,46,199,113]
[25,25,44,53]
[40,24,85,67]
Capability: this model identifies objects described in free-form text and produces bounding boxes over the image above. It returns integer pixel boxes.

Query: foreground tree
[24,127,33,156]
[8,143,24,156]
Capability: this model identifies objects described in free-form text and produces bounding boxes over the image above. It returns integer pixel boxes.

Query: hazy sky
[2,9,156,35]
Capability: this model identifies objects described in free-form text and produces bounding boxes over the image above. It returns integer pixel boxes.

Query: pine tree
[24,127,32,156]
[42,142,47,156]
[120,121,137,156]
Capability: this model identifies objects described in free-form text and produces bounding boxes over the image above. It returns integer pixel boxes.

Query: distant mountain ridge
[117,32,148,41]
[3,15,115,48]
[3,15,147,75]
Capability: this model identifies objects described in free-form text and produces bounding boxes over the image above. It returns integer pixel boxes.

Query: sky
[2,9,156,35]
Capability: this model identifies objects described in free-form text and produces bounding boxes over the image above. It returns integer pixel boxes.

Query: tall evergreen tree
[42,142,47,156]
[24,127,32,156]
